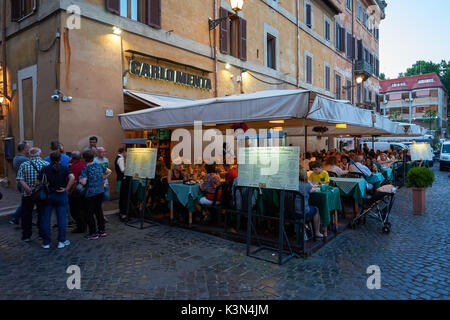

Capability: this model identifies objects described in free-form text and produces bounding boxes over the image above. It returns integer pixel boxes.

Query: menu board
[237,147,300,191]
[410,143,433,161]
[124,148,158,179]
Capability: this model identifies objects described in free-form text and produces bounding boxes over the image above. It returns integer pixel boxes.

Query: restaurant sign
[129,60,212,90]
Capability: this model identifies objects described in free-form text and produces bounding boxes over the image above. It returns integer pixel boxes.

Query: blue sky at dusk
[379,0,450,79]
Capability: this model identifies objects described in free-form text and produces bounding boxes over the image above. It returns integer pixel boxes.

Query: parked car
[439,141,450,171]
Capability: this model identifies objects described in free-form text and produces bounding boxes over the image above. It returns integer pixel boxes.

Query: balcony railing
[354,60,373,78]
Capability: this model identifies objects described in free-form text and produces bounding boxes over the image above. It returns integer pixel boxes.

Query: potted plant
[407,167,435,215]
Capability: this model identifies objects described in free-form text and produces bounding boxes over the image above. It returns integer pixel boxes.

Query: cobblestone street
[0,167,449,300]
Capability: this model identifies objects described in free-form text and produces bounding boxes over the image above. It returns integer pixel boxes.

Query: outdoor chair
[283,190,314,246]
[327,171,338,178]
[226,185,257,233]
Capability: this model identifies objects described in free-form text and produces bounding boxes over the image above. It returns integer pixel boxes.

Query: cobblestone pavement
[0,167,448,300]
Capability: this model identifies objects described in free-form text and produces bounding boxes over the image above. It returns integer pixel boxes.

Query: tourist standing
[9,142,30,225]
[38,152,75,249]
[83,136,98,155]
[68,151,87,233]
[94,147,110,202]
[79,150,112,240]
[44,141,70,167]
[16,148,49,242]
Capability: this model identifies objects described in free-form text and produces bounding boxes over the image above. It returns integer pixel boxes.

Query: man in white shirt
[349,155,372,178]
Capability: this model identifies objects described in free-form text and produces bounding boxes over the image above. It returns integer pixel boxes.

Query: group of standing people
[11,136,116,249]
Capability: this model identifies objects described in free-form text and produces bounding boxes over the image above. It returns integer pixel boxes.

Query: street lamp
[209,0,245,30]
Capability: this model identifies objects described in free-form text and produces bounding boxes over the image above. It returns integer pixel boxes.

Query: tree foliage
[379,73,386,80]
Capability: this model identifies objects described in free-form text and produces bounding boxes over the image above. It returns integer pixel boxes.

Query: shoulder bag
[29,161,49,202]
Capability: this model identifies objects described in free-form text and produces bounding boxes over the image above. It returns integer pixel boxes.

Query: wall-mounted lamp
[336,123,348,129]
[112,26,122,35]
[209,0,245,30]
[225,63,231,70]
[270,120,285,124]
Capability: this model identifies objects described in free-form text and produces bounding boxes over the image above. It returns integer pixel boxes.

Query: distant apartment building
[380,73,448,136]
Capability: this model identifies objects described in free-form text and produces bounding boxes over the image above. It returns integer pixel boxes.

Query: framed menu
[410,143,433,161]
[124,148,158,179]
[237,147,300,191]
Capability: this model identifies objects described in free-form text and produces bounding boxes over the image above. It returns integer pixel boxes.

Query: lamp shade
[230,0,244,12]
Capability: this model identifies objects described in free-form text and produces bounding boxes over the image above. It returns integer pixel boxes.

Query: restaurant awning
[118,89,406,137]
[123,89,193,107]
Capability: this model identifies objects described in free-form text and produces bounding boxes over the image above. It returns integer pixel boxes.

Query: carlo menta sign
[129,60,212,90]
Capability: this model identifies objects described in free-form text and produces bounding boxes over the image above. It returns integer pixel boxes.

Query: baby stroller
[346,165,396,234]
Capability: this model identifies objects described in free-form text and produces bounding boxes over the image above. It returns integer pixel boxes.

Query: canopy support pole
[304,126,308,154]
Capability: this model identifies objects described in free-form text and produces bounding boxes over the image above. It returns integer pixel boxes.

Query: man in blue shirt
[44,140,70,167]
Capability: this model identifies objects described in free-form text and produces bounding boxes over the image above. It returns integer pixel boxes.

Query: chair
[283,190,314,248]
[327,171,338,178]
[344,171,366,179]
[226,185,257,232]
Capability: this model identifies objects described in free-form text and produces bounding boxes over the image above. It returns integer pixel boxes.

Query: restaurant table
[366,172,385,190]
[309,187,342,235]
[167,183,203,227]
[329,177,368,205]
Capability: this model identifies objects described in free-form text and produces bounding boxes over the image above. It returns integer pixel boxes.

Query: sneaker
[57,240,70,248]
[9,220,19,225]
[98,232,108,238]
[85,234,99,240]
[42,244,50,249]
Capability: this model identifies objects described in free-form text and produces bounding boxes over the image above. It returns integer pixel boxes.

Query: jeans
[69,195,86,231]
[85,193,105,235]
[12,204,23,223]
[103,186,110,202]
[41,192,69,245]
[21,196,44,240]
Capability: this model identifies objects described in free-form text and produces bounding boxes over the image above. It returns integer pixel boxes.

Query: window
[346,0,352,11]
[305,53,313,84]
[324,16,331,42]
[219,8,247,61]
[267,34,276,70]
[324,63,331,91]
[369,90,372,102]
[346,79,352,101]
[335,73,341,100]
[417,78,435,84]
[391,82,406,88]
[11,0,37,21]
[106,0,161,29]
[357,84,362,103]
[335,22,345,52]
[305,1,313,29]
[363,11,367,27]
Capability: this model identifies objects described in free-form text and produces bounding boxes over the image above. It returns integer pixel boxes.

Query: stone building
[0,0,386,186]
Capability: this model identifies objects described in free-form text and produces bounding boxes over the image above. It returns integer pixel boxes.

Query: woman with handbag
[38,151,75,249]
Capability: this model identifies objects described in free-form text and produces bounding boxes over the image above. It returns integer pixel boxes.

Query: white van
[439,141,450,171]
[362,142,408,153]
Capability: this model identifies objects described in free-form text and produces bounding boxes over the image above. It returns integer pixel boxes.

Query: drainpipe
[2,0,10,101]
[296,0,300,88]
[213,0,218,97]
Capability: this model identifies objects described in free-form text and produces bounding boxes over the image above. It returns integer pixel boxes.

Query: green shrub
[407,167,435,188]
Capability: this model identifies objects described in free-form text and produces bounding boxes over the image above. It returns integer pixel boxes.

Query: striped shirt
[16,158,50,197]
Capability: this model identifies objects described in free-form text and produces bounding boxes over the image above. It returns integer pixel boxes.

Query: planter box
[412,187,426,214]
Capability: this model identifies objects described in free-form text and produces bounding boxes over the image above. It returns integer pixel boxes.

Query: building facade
[0,0,386,184]
[380,73,448,136]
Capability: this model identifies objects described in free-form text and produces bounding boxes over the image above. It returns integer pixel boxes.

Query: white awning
[118,89,402,136]
[124,89,192,107]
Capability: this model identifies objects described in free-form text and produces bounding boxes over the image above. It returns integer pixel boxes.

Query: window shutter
[105,0,120,15]
[238,18,247,61]
[357,39,362,60]
[352,36,356,59]
[306,56,312,84]
[11,0,22,21]
[340,28,345,52]
[306,4,312,27]
[219,8,229,54]
[147,0,161,29]
[346,32,352,58]
[376,59,379,77]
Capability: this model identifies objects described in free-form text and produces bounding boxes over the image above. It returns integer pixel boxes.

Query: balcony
[354,60,373,80]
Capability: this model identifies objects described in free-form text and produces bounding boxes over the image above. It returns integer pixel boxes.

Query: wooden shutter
[11,0,22,21]
[352,36,356,59]
[347,32,352,58]
[306,4,312,27]
[340,28,345,52]
[238,18,247,61]
[306,56,312,84]
[105,0,120,15]
[147,0,161,29]
[357,39,362,60]
[219,8,229,54]
[325,66,330,91]
[376,59,380,77]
